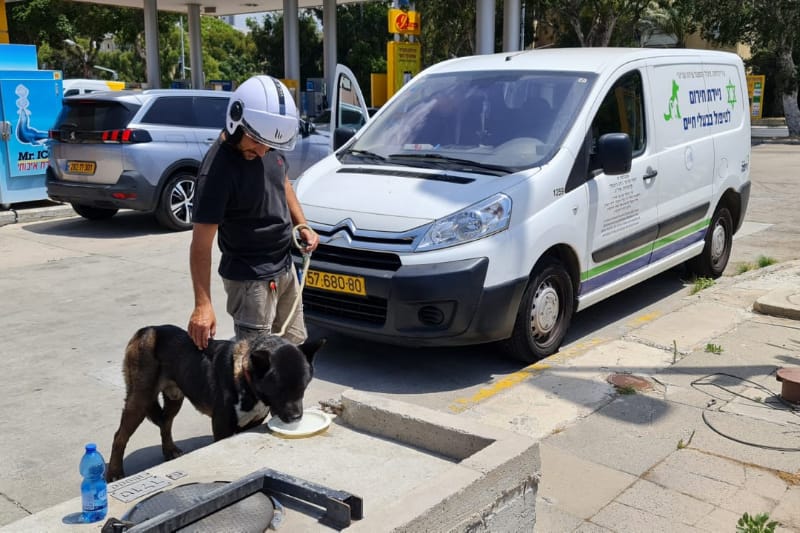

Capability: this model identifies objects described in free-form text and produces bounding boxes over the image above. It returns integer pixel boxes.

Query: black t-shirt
[193,136,292,280]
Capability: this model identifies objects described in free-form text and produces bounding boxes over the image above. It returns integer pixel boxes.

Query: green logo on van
[726,79,738,109]
[663,80,681,121]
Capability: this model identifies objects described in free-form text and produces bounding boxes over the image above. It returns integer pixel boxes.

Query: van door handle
[642,167,658,181]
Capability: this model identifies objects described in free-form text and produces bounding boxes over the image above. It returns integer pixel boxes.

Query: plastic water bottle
[79,443,108,523]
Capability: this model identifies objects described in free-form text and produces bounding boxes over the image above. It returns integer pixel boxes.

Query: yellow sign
[0,0,9,44]
[388,8,420,35]
[746,75,766,120]
[387,41,421,98]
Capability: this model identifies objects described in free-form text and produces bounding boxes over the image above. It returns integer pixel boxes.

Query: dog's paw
[106,468,125,483]
[162,445,184,461]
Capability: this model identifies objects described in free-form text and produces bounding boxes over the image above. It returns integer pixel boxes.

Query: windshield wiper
[387,153,510,176]
[343,148,387,162]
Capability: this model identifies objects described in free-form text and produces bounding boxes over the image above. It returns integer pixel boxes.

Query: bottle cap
[85,443,97,452]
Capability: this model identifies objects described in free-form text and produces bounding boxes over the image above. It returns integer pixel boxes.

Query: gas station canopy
[67,0,355,15]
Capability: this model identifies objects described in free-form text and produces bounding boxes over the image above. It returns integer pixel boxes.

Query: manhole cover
[607,373,653,392]
[123,482,274,532]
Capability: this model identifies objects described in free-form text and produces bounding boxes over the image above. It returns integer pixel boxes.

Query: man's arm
[285,176,319,253]
[188,222,219,349]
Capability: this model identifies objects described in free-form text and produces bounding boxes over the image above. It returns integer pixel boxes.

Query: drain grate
[102,468,363,532]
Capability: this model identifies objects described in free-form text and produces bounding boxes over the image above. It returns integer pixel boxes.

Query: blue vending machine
[0,44,63,208]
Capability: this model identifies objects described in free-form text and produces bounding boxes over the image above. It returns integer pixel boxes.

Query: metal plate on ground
[123,482,274,533]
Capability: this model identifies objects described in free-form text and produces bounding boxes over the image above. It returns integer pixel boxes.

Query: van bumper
[295,254,529,346]
[46,167,158,212]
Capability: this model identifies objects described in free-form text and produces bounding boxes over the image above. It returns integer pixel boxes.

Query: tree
[247,11,323,81]
[685,0,800,136]
[536,0,651,47]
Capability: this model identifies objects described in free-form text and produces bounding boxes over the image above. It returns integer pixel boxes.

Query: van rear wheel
[71,203,118,220]
[155,171,196,231]
[504,258,574,364]
[687,206,732,278]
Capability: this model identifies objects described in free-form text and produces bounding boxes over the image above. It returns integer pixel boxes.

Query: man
[188,75,319,350]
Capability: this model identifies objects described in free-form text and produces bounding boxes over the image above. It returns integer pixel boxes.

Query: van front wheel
[687,206,733,278]
[504,258,574,364]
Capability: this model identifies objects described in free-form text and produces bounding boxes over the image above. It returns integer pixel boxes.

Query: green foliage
[704,343,723,354]
[615,385,637,395]
[757,255,777,268]
[690,277,715,294]
[736,512,778,533]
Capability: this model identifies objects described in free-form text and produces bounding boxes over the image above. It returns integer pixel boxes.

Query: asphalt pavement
[1,138,799,532]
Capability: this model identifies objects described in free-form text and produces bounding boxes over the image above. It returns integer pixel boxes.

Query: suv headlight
[416,193,512,251]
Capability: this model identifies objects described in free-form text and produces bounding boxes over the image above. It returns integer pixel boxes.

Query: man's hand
[299,226,319,254]
[188,303,216,350]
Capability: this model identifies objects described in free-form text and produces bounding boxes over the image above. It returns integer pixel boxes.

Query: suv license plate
[305,269,366,296]
[67,161,97,175]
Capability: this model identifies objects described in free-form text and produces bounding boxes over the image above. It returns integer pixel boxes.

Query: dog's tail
[123,327,166,425]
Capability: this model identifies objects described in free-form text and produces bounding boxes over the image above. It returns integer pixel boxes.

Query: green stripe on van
[580,218,710,282]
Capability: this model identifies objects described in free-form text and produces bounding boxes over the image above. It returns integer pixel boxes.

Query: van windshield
[341,70,596,174]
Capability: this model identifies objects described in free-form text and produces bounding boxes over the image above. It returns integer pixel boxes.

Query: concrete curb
[0,204,76,227]
[753,286,800,320]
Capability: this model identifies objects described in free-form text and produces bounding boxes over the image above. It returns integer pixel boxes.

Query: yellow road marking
[628,311,661,326]
[448,338,607,413]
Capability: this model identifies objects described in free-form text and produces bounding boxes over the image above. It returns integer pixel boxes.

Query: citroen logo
[69,131,76,141]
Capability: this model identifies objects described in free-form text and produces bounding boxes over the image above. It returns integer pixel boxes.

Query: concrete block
[4,390,541,533]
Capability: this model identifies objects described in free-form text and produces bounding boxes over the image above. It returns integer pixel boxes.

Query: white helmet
[226,75,299,151]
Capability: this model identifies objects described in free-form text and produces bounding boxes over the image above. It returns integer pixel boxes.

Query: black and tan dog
[106,324,323,481]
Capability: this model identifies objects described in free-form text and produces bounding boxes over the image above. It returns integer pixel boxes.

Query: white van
[294,49,751,362]
[62,78,125,97]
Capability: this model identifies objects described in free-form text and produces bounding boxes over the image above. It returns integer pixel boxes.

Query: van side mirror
[333,126,358,150]
[596,133,632,175]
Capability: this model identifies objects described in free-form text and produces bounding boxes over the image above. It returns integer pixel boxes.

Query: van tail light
[101,129,152,144]
[49,129,61,141]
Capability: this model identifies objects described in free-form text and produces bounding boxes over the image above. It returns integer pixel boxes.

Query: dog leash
[273,223,313,338]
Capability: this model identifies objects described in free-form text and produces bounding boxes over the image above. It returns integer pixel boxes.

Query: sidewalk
[457,260,800,532]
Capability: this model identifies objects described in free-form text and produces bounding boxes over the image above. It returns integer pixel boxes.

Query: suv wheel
[155,171,196,231]
[71,203,118,220]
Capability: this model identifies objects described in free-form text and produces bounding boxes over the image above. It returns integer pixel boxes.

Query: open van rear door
[330,64,370,152]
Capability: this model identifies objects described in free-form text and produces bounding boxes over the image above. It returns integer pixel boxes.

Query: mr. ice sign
[388,8,420,35]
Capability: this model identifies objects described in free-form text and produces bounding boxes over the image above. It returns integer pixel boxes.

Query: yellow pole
[0,0,9,44]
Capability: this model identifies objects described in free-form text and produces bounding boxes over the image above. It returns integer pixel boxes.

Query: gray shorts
[222,267,307,345]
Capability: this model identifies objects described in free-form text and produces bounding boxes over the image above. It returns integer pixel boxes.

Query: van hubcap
[531,281,559,337]
[710,221,727,262]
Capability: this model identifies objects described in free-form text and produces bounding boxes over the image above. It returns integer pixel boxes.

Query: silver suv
[47,89,330,231]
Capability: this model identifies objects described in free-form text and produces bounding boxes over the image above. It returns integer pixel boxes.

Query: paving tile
[644,463,739,507]
[573,521,614,532]
[696,506,746,532]
[769,485,800,531]
[544,395,701,476]
[532,500,583,532]
[591,501,705,533]
[743,465,789,501]
[652,448,746,485]
[538,442,636,519]
[615,479,714,526]
[717,487,777,516]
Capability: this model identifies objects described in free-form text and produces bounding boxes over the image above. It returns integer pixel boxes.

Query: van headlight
[416,193,512,251]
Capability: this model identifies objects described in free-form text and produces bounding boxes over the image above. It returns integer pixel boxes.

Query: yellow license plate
[67,161,97,175]
[305,269,366,296]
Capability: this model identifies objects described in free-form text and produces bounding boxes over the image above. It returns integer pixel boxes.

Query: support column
[322,0,337,108]
[503,0,520,52]
[143,0,161,88]
[0,0,10,44]
[475,0,495,55]
[282,0,300,87]
[187,4,204,89]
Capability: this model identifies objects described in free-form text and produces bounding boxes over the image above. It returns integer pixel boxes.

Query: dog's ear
[299,338,326,364]
[249,349,272,376]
